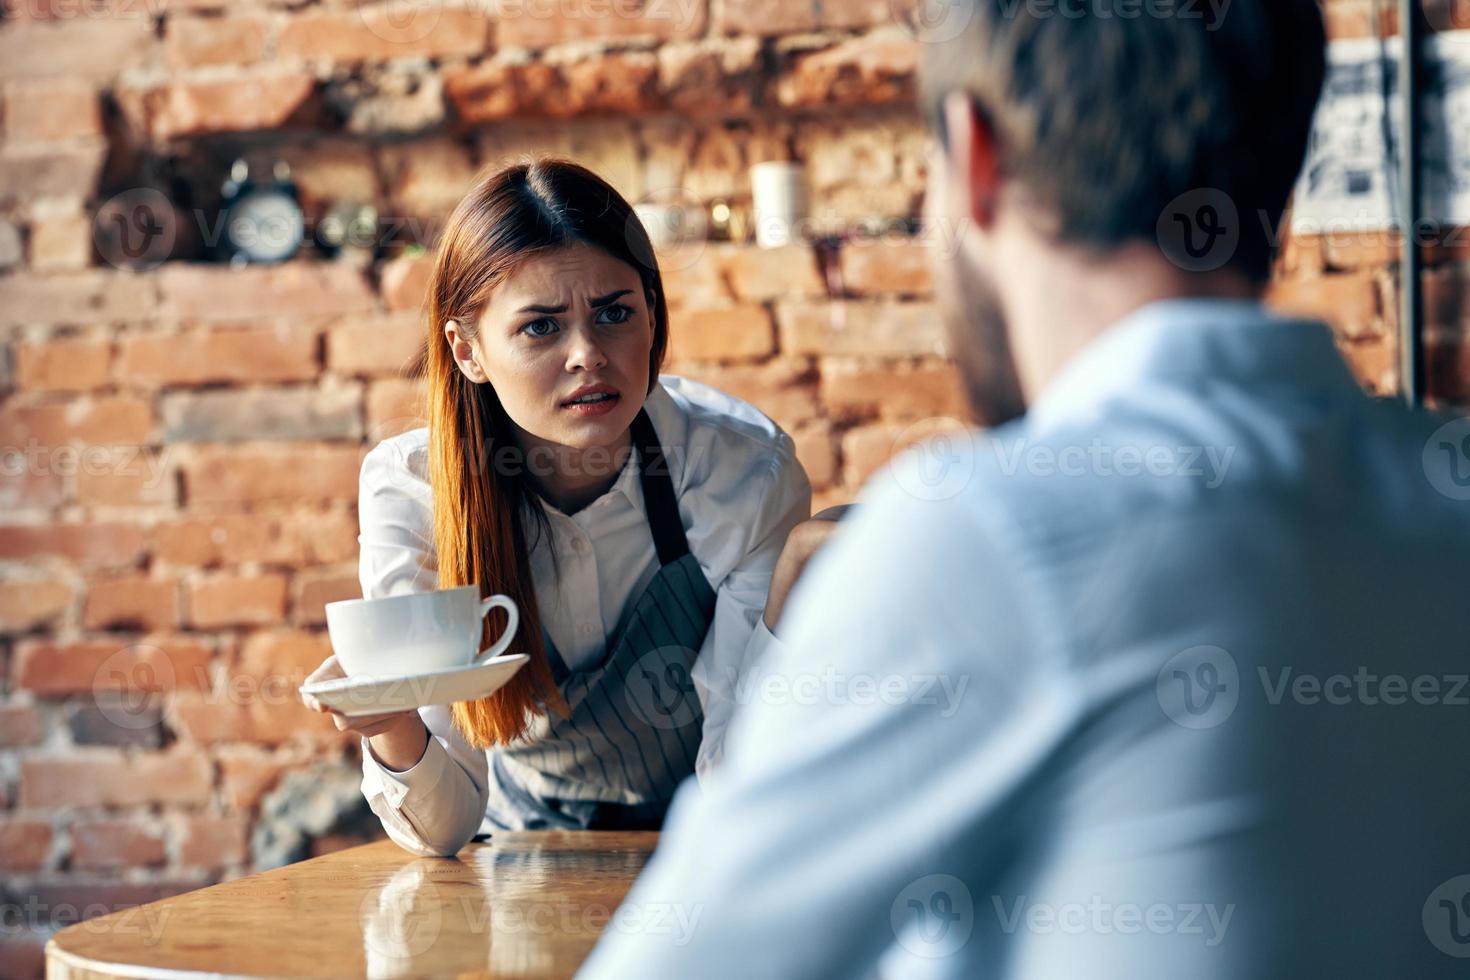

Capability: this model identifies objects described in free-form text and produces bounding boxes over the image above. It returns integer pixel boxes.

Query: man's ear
[443,319,488,383]
[940,93,1003,232]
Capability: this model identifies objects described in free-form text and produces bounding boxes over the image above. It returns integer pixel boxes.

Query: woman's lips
[561,391,621,418]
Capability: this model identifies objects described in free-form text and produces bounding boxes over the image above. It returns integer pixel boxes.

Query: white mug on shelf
[751,160,809,249]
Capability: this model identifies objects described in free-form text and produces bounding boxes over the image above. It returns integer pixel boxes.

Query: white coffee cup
[324,586,519,679]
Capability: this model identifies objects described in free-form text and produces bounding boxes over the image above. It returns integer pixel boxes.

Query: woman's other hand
[763,505,853,634]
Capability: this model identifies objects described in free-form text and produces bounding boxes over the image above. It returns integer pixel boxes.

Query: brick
[378,255,434,313]
[775,29,919,108]
[670,358,819,433]
[159,263,375,321]
[0,705,45,746]
[187,573,289,629]
[169,687,340,746]
[277,6,490,62]
[238,629,332,689]
[117,323,321,387]
[0,396,153,448]
[14,638,213,696]
[717,245,826,303]
[0,140,107,207]
[717,0,889,34]
[165,14,271,69]
[493,0,705,46]
[66,699,163,748]
[0,467,66,512]
[0,270,156,327]
[657,39,761,113]
[0,819,53,871]
[839,239,934,296]
[178,815,250,868]
[279,140,382,212]
[0,220,22,272]
[2,79,102,141]
[0,517,149,570]
[160,387,362,443]
[290,509,361,565]
[327,312,424,376]
[0,18,155,81]
[380,138,478,222]
[1266,271,1383,340]
[443,52,660,123]
[120,71,318,141]
[778,301,947,357]
[152,515,303,568]
[71,819,166,869]
[292,569,360,626]
[13,336,110,391]
[841,422,911,485]
[792,420,837,491]
[75,450,177,508]
[680,125,751,201]
[82,576,180,632]
[819,359,966,423]
[366,378,428,437]
[670,305,776,363]
[840,416,971,486]
[19,748,212,808]
[0,576,74,632]
[218,745,302,808]
[0,522,146,569]
[28,211,92,271]
[154,512,358,569]
[181,444,366,504]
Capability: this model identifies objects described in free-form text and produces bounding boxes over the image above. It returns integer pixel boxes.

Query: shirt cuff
[361,732,449,811]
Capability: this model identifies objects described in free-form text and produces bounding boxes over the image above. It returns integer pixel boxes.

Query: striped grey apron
[490,410,716,830]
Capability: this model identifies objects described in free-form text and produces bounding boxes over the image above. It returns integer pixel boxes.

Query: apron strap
[631,409,691,567]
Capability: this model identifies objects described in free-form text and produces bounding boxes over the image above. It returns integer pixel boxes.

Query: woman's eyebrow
[515,289,633,315]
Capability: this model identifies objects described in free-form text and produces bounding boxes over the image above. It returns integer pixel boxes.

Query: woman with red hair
[302,159,818,849]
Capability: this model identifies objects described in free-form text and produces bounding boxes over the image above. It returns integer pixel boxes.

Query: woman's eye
[520,318,558,338]
[597,304,633,325]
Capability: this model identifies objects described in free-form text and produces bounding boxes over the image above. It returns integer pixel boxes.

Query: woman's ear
[444,318,489,384]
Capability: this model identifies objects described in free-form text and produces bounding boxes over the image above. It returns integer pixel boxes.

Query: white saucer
[300,654,530,717]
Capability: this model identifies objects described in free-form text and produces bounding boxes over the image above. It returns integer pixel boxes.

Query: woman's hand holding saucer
[300,654,427,740]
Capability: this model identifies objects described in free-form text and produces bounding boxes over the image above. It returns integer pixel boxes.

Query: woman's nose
[564,327,609,372]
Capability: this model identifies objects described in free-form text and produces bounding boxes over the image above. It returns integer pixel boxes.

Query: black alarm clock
[218,158,305,265]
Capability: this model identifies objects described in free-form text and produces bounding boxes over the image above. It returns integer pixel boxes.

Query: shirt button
[580,623,597,637]
[572,537,590,555]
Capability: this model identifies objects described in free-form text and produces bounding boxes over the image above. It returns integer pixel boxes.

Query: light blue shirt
[578,299,1470,978]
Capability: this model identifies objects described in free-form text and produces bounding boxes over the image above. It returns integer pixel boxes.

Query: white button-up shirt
[579,299,1470,979]
[355,376,811,850]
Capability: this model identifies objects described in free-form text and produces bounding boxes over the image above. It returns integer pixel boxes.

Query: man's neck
[1001,238,1264,404]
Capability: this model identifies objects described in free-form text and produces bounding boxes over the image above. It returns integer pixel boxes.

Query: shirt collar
[1024,298,1356,436]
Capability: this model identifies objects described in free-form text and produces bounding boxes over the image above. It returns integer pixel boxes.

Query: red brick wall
[0,0,1467,974]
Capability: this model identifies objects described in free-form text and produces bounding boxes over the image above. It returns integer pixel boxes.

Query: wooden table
[46,832,659,979]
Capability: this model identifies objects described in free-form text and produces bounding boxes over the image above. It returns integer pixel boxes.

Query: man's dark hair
[919,0,1327,282]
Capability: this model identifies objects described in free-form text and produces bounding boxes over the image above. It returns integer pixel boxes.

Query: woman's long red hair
[409,159,670,748]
